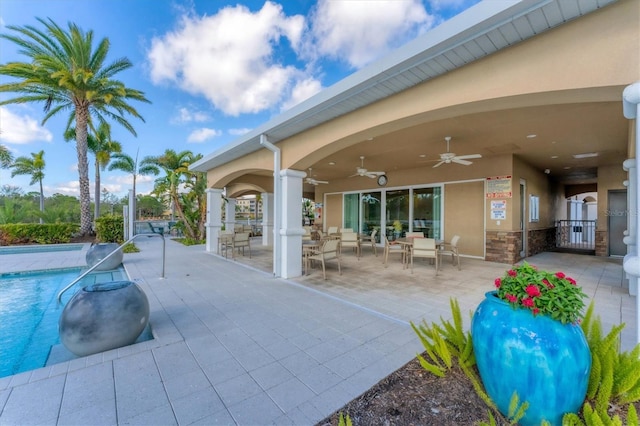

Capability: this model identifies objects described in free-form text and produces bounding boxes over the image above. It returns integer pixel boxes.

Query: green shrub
[95,215,124,243]
[174,237,205,246]
[0,223,78,245]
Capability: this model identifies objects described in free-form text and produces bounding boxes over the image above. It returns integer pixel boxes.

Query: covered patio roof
[191,0,624,187]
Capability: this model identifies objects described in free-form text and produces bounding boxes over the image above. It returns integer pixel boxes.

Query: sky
[0,0,480,199]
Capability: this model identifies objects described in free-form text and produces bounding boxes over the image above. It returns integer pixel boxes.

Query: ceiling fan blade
[365,173,377,178]
[455,154,482,160]
[348,173,360,178]
[316,180,328,184]
[369,171,385,176]
[452,158,473,166]
[433,161,445,168]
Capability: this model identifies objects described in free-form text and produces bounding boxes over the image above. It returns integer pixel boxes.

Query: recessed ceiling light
[564,166,571,169]
[573,152,598,159]
[329,161,336,165]
[551,155,558,159]
[419,154,426,158]
[526,134,537,139]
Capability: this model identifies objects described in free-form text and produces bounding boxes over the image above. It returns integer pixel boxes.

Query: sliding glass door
[362,192,381,242]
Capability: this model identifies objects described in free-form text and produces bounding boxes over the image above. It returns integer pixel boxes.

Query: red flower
[533,308,540,315]
[567,277,577,286]
[494,278,501,288]
[506,294,518,303]
[522,298,534,308]
[542,278,553,288]
[508,269,517,277]
[555,272,566,279]
[525,284,541,297]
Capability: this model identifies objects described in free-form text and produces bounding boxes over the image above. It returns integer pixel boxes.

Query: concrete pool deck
[0,237,636,425]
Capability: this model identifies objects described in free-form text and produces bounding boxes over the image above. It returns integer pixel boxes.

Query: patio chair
[327,226,339,235]
[363,229,378,256]
[307,238,341,279]
[383,236,406,268]
[302,226,313,241]
[406,231,424,238]
[340,228,353,233]
[440,235,461,270]
[411,238,438,276]
[340,231,360,259]
[231,232,251,259]
[218,230,234,258]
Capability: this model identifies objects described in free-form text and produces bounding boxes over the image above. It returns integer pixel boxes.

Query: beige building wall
[444,180,485,258]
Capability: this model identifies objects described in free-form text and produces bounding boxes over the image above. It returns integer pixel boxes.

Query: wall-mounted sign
[486,176,512,198]
[491,209,506,220]
[491,200,507,210]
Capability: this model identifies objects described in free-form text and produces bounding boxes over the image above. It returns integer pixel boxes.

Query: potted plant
[471,262,591,426]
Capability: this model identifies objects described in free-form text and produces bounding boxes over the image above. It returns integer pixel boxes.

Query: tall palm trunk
[94,158,101,220]
[75,104,93,235]
[38,177,44,225]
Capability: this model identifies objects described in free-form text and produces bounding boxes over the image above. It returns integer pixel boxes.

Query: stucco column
[623,160,637,296]
[279,169,306,279]
[225,197,236,232]
[261,192,274,246]
[205,188,224,253]
[622,81,640,345]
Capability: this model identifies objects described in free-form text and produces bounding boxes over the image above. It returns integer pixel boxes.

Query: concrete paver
[0,237,636,425]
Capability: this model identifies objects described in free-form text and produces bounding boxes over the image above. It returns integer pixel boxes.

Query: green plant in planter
[493,261,587,324]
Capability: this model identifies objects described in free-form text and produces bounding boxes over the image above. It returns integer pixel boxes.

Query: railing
[555,220,596,251]
[56,233,165,305]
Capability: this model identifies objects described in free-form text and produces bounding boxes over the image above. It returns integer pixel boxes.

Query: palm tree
[11,150,45,224]
[0,143,13,168]
[108,150,159,214]
[144,149,205,240]
[0,18,150,235]
[65,123,122,220]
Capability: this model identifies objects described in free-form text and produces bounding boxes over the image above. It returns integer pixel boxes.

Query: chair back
[406,231,424,238]
[341,232,358,243]
[327,226,338,234]
[321,238,340,258]
[450,235,461,247]
[235,232,250,244]
[370,229,378,241]
[413,238,436,257]
[340,228,353,233]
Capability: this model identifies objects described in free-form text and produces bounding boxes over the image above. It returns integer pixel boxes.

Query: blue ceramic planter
[471,291,591,426]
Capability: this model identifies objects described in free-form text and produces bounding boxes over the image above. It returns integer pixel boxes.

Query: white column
[225,197,236,232]
[261,192,274,246]
[623,160,637,296]
[205,188,224,253]
[622,81,640,345]
[279,169,306,279]
[128,189,136,237]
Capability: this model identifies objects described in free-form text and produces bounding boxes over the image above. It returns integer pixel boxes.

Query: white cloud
[46,181,80,197]
[148,1,307,116]
[280,77,323,112]
[228,128,252,136]
[307,0,434,69]
[187,128,222,143]
[173,107,210,124]
[0,106,53,144]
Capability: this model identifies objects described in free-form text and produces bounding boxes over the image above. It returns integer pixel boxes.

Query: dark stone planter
[471,291,591,426]
[59,281,150,357]
[86,243,123,271]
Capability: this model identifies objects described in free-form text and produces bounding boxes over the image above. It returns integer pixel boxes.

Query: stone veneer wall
[486,231,522,264]
[595,230,608,256]
[528,228,556,257]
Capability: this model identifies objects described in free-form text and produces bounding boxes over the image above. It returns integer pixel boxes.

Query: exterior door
[608,190,627,256]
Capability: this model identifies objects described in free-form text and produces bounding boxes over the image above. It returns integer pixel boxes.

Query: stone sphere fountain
[59,280,150,357]
[85,243,123,271]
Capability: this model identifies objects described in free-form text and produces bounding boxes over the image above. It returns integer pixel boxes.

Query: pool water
[0,243,84,255]
[0,267,147,378]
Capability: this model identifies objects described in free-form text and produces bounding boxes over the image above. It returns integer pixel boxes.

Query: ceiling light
[551,155,558,159]
[572,152,598,159]
[329,161,336,165]
[526,134,537,139]
[419,154,426,158]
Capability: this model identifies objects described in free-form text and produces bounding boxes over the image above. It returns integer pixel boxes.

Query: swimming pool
[0,267,146,378]
[0,243,84,255]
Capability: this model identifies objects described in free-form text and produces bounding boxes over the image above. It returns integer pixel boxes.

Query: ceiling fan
[305,168,328,185]
[432,136,482,168]
[350,156,385,178]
